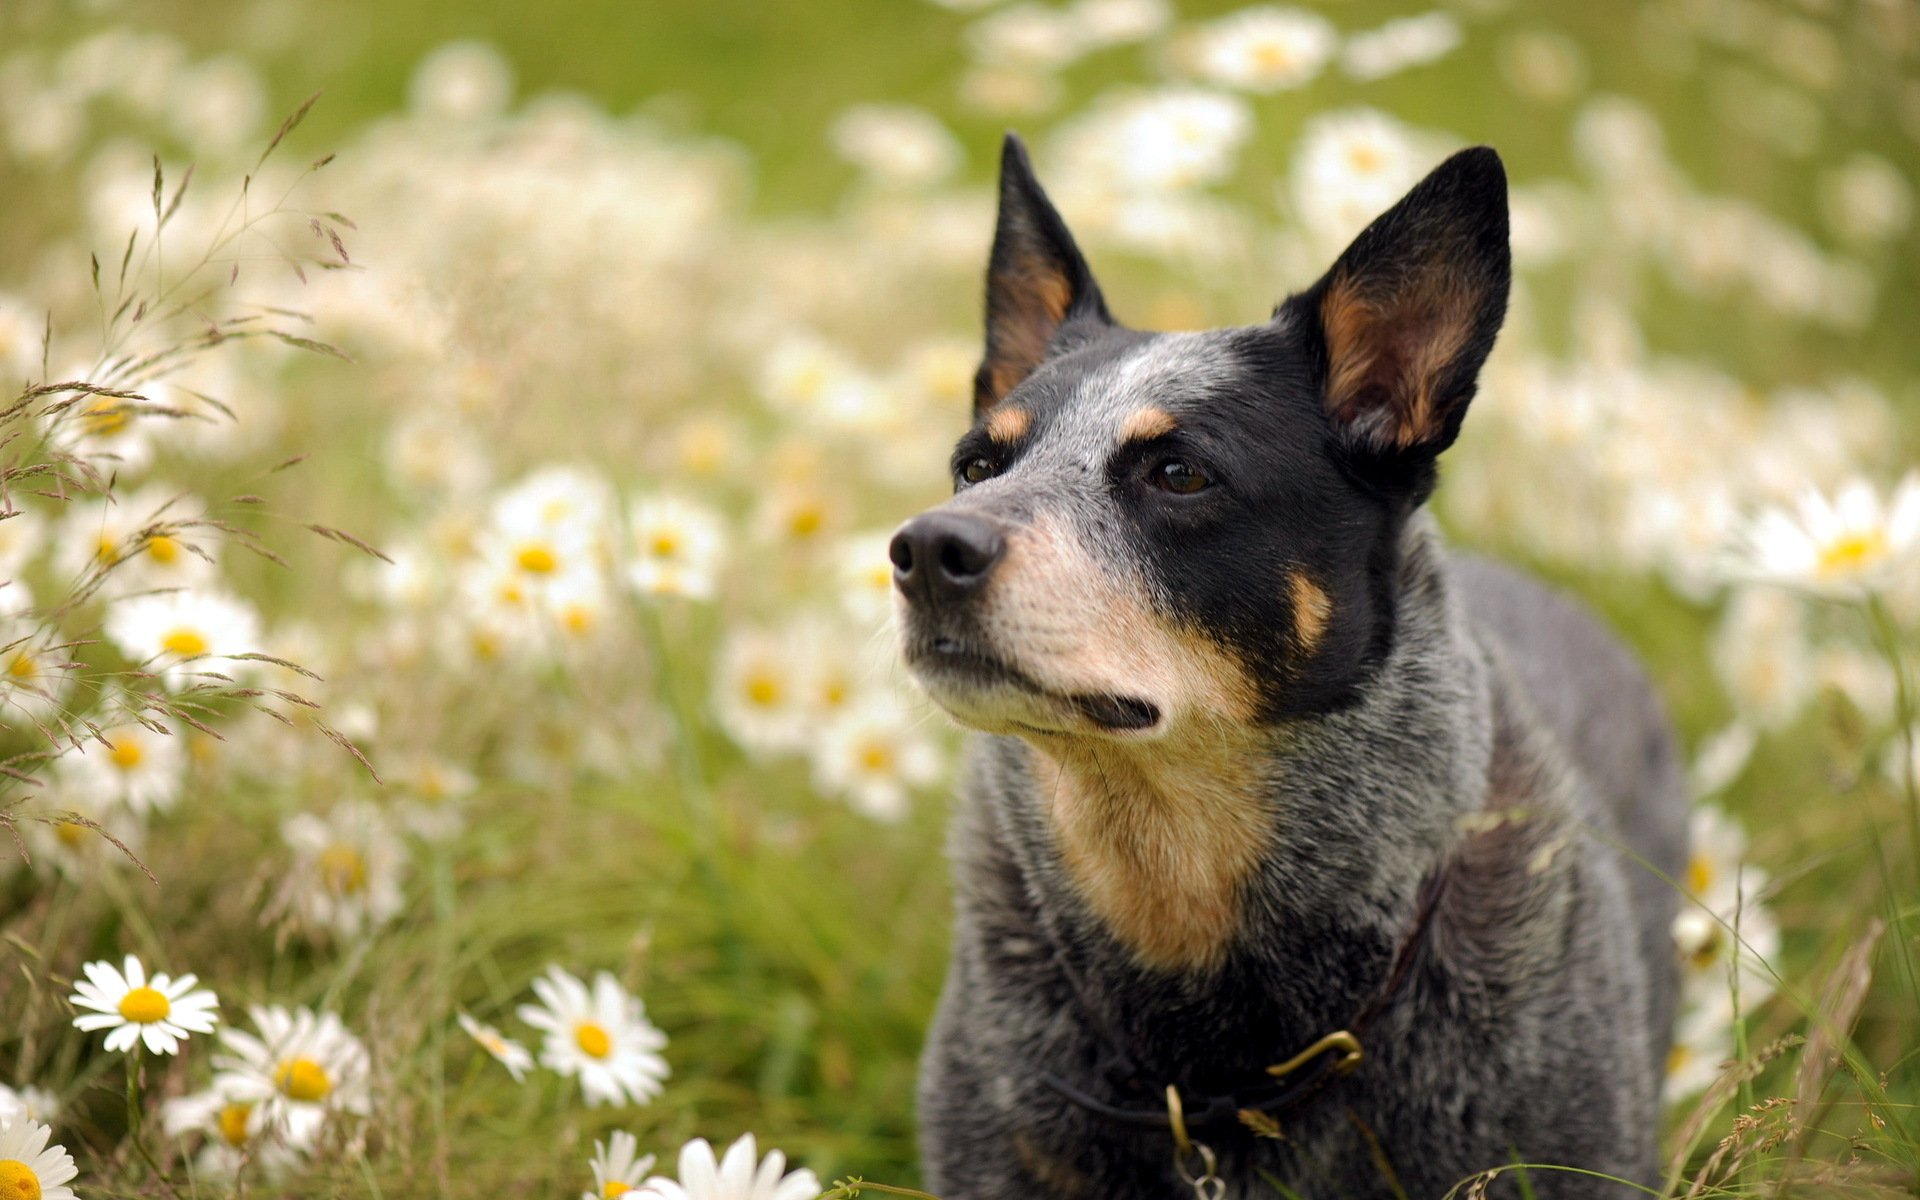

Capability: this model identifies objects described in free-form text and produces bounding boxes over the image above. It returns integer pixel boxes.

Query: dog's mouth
[907,636,1163,736]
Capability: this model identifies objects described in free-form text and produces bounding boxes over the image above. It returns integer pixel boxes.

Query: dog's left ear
[1280,146,1510,478]
[974,132,1112,415]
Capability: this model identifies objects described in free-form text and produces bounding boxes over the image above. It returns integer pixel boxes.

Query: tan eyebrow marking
[1119,406,1178,443]
[985,405,1033,445]
[1289,570,1333,654]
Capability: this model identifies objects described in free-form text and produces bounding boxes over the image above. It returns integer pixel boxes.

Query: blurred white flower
[280,803,409,940]
[638,1134,819,1200]
[1,626,72,727]
[1710,589,1813,730]
[1688,723,1756,800]
[0,1120,77,1200]
[713,627,811,756]
[166,55,265,154]
[22,788,147,879]
[0,1084,58,1129]
[1340,12,1461,81]
[1820,154,1912,245]
[627,495,727,601]
[69,954,219,1055]
[1728,473,1920,598]
[812,698,941,821]
[410,40,516,122]
[457,1012,534,1083]
[57,716,185,814]
[966,4,1086,71]
[1288,108,1427,247]
[1663,997,1735,1102]
[211,1006,373,1150]
[831,105,962,189]
[161,1080,297,1178]
[1191,6,1337,93]
[516,966,669,1108]
[586,1129,656,1200]
[1056,88,1252,194]
[104,589,262,690]
[1072,0,1170,47]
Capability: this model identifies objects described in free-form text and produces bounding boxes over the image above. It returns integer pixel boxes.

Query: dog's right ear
[974,133,1111,415]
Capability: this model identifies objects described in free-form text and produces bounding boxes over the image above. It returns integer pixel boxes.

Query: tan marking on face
[1033,735,1273,973]
[987,516,1261,726]
[1118,406,1178,443]
[1320,264,1473,450]
[1288,569,1333,654]
[984,404,1033,445]
[924,513,1272,971]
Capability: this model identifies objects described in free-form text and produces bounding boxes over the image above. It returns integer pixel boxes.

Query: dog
[891,135,1689,1198]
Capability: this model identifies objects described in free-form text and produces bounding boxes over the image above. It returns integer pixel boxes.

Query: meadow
[0,0,1917,1195]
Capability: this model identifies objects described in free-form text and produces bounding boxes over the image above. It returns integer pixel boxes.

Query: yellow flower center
[516,543,558,575]
[561,604,595,634]
[274,1056,333,1102]
[0,1159,41,1200]
[649,532,680,559]
[146,534,181,564]
[1253,40,1297,73]
[820,679,849,709]
[319,843,368,896]
[109,736,144,770]
[81,398,131,437]
[162,628,210,657]
[8,652,38,679]
[217,1101,254,1147]
[1348,143,1385,174]
[746,674,783,707]
[118,984,172,1023]
[55,820,88,847]
[861,744,894,773]
[574,1021,612,1059]
[1686,926,1725,970]
[96,534,122,565]
[786,506,825,539]
[1666,1043,1690,1075]
[1686,855,1712,895]
[604,1183,634,1198]
[1816,530,1887,577]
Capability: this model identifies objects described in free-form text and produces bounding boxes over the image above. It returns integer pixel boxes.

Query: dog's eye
[1153,460,1211,495]
[959,457,995,486]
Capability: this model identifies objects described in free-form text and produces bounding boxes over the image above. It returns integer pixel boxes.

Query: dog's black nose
[891,512,1005,605]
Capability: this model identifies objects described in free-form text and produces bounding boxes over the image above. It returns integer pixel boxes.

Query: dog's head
[893,134,1509,744]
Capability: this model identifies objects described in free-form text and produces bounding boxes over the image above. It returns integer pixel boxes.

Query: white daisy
[830,105,962,189]
[713,628,811,757]
[1663,998,1736,1103]
[1191,6,1339,94]
[0,1120,77,1200]
[1288,108,1427,249]
[0,507,44,578]
[637,1134,819,1200]
[585,1129,656,1200]
[51,386,161,474]
[279,803,409,940]
[0,1084,58,1129]
[516,966,669,1108]
[103,588,262,691]
[456,1012,534,1083]
[0,624,73,727]
[1729,472,1920,597]
[69,954,219,1055]
[626,495,727,601]
[836,531,899,629]
[56,716,186,814]
[1339,12,1462,82]
[160,1080,299,1178]
[22,789,148,879]
[210,1005,373,1150]
[812,699,942,822]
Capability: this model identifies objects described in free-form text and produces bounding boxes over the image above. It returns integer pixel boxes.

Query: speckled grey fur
[916,517,1688,1199]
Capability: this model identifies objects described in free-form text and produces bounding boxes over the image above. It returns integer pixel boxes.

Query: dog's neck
[991,517,1497,981]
